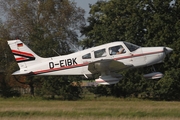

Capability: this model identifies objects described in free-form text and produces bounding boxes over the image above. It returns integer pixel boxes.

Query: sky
[0,0,98,22]
[72,0,98,40]
[73,0,98,19]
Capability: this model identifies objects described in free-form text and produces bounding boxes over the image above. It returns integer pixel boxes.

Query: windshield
[124,42,140,52]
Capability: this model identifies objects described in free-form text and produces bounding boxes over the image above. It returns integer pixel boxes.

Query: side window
[109,45,126,55]
[94,49,106,58]
[82,53,91,59]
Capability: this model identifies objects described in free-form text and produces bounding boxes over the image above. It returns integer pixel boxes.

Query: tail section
[8,39,43,74]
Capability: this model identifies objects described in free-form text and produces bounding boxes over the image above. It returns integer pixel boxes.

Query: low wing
[88,59,132,74]
[88,59,132,85]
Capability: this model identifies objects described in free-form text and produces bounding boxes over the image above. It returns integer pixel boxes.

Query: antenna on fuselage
[65,39,80,52]
[70,43,80,52]
[52,49,61,56]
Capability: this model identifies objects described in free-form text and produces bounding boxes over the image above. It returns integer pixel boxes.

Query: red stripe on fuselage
[31,51,164,75]
[32,62,89,75]
[114,51,163,60]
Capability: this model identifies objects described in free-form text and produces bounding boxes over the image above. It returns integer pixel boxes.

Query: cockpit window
[94,48,106,58]
[82,53,91,59]
[124,42,140,52]
[109,45,126,55]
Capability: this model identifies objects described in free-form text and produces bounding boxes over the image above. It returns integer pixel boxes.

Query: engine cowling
[143,72,163,79]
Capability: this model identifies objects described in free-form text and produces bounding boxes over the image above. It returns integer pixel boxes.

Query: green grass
[0,97,180,120]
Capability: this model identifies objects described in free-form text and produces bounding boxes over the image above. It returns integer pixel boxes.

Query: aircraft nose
[164,47,173,54]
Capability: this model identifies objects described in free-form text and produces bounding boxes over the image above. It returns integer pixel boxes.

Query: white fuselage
[23,41,167,76]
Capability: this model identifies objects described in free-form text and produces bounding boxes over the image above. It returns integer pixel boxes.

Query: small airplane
[7,39,173,85]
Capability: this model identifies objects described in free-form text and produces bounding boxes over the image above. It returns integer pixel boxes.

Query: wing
[88,59,132,74]
[88,59,132,85]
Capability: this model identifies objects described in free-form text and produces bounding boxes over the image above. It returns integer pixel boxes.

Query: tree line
[0,0,180,100]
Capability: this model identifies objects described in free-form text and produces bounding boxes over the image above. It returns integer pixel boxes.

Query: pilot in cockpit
[110,46,125,55]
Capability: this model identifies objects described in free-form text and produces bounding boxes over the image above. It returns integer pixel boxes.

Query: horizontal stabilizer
[12,70,32,75]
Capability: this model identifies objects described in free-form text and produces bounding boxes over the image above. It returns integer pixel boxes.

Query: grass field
[0,97,180,120]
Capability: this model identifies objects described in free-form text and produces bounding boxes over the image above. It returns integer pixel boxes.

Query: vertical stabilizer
[7,39,43,71]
